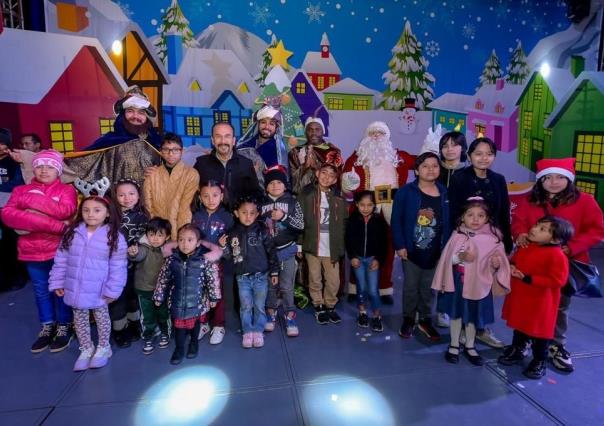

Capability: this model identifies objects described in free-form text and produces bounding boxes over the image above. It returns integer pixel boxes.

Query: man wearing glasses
[144,133,199,240]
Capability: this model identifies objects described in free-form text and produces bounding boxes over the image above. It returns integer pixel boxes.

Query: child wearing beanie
[260,166,304,337]
[2,149,78,353]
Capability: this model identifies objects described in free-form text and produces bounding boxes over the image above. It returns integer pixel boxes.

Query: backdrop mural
[1,0,603,202]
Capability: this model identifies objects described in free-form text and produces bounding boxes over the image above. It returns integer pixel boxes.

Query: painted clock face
[322,46,328,52]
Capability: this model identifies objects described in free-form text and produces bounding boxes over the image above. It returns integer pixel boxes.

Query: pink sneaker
[253,332,264,348]
[242,333,253,349]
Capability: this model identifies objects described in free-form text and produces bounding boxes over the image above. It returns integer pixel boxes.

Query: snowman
[399,98,417,134]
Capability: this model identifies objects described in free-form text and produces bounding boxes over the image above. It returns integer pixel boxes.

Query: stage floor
[1,249,603,426]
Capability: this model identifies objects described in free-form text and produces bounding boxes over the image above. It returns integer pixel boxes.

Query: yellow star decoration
[267,40,293,71]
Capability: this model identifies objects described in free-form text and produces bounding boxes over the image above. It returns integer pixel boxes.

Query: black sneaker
[380,295,394,305]
[31,323,55,353]
[371,316,384,333]
[357,312,369,328]
[327,309,341,324]
[49,323,73,353]
[314,306,329,325]
[549,343,574,372]
[523,359,546,379]
[417,320,441,342]
[113,328,131,348]
[498,345,525,366]
[142,339,155,355]
[127,320,141,342]
[158,333,170,348]
[398,317,415,338]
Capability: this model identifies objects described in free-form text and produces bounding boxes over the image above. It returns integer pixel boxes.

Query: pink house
[465,79,524,152]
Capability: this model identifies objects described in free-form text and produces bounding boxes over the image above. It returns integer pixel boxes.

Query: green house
[544,71,604,206]
[516,67,574,170]
[322,77,375,110]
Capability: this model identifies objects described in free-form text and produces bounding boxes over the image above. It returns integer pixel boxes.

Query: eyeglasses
[161,148,182,154]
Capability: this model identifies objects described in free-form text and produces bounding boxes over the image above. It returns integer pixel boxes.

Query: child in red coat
[499,216,574,379]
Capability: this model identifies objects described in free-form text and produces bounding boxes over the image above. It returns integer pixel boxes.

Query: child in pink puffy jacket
[1,150,77,354]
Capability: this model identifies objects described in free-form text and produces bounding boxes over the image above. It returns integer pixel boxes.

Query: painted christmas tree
[154,0,199,64]
[255,34,278,89]
[379,21,435,111]
[505,41,530,84]
[256,83,305,147]
[479,49,503,87]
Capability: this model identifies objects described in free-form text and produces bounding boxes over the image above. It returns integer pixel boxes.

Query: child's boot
[170,328,187,365]
[187,323,200,359]
[498,345,525,366]
[523,359,546,379]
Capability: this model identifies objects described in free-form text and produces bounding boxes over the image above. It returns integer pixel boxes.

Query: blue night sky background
[120,0,570,96]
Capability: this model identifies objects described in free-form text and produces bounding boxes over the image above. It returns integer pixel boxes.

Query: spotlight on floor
[303,376,395,425]
[134,366,230,425]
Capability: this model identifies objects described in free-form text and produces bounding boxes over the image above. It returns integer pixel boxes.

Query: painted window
[520,137,529,157]
[439,116,446,123]
[474,99,484,110]
[576,179,597,196]
[327,97,343,110]
[352,99,369,110]
[458,119,465,127]
[328,76,336,86]
[185,116,201,136]
[474,123,486,135]
[49,122,74,153]
[495,102,504,114]
[241,117,252,134]
[317,76,325,90]
[533,138,543,152]
[213,111,231,123]
[576,133,604,175]
[296,82,306,94]
[448,117,456,125]
[99,118,115,135]
[523,111,533,130]
[534,83,543,101]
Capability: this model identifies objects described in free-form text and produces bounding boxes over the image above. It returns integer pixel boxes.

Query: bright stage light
[134,366,230,425]
[539,62,551,78]
[304,376,395,425]
[112,40,123,55]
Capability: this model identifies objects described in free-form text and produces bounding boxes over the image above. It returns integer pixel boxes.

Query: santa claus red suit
[341,121,416,299]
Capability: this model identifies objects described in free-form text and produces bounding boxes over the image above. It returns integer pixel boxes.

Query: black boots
[170,328,187,365]
[187,323,200,359]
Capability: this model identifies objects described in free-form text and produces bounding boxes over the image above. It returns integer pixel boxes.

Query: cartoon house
[301,32,342,91]
[465,79,524,152]
[322,78,375,111]
[291,70,329,135]
[45,0,169,128]
[544,71,604,205]
[516,63,576,170]
[162,34,259,147]
[0,29,127,152]
[427,93,473,134]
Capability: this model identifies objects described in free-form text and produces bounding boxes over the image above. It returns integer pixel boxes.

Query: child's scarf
[431,224,511,300]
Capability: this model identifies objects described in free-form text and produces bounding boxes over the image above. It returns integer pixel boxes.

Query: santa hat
[365,121,391,140]
[255,105,282,123]
[32,149,64,175]
[264,165,289,188]
[113,86,157,118]
[535,158,575,181]
[304,116,325,134]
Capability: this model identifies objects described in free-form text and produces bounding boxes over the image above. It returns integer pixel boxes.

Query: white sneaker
[197,322,211,341]
[89,345,112,369]
[436,312,450,328]
[73,346,95,371]
[476,327,504,348]
[209,326,225,345]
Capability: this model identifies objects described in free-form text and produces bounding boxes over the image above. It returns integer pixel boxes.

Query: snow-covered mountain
[527,0,603,71]
[195,22,268,78]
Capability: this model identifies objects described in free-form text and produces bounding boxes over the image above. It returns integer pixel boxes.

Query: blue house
[427,92,473,134]
[291,70,330,136]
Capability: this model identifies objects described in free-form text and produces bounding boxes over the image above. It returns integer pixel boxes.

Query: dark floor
[1,250,604,426]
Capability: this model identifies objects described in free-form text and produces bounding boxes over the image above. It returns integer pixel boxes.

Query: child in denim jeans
[345,191,388,332]
[221,196,279,349]
[260,166,304,337]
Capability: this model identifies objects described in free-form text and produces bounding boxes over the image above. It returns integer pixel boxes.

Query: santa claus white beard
[355,136,399,169]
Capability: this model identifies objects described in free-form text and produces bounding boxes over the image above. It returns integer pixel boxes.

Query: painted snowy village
[1,0,604,204]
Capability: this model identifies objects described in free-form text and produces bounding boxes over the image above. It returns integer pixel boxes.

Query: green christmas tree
[255,83,305,147]
[255,34,278,89]
[479,49,503,87]
[506,41,530,85]
[379,20,435,111]
[154,0,199,64]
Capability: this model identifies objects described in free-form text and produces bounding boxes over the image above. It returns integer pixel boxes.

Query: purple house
[291,70,330,136]
[465,79,524,152]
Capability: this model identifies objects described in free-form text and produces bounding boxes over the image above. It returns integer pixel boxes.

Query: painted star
[267,40,293,71]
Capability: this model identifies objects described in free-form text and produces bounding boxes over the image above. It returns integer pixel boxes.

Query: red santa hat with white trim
[535,157,575,181]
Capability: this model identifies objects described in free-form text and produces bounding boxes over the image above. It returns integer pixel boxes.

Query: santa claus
[341,121,416,302]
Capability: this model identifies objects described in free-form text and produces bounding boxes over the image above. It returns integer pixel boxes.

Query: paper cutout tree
[479,49,503,87]
[379,21,435,111]
[255,34,277,89]
[255,82,305,148]
[506,41,530,85]
[154,0,198,63]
